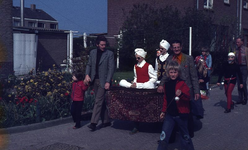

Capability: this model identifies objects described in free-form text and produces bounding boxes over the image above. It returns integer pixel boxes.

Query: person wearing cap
[119,48,157,89]
[217,52,243,113]
[235,36,248,105]
[200,47,212,91]
[155,40,170,84]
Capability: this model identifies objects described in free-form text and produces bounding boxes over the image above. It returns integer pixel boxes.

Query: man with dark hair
[84,35,115,131]
[235,36,248,105]
[157,40,203,138]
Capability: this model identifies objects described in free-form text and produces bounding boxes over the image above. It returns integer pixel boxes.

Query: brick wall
[0,0,13,76]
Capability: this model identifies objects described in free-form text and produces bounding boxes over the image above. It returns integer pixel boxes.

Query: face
[72,75,77,81]
[97,41,106,51]
[169,69,179,80]
[202,51,206,56]
[228,56,235,63]
[135,55,144,63]
[172,43,182,55]
[159,46,167,55]
[236,38,243,48]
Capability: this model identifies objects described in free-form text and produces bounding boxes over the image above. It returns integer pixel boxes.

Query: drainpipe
[20,0,24,27]
[239,0,243,35]
[196,0,199,10]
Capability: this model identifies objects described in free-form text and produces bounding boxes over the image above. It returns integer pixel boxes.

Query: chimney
[31,4,36,11]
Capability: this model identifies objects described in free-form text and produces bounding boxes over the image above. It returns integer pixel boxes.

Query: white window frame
[204,0,213,9]
[224,0,229,4]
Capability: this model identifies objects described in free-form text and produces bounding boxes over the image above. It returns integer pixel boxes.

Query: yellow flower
[58,84,61,87]
[45,72,48,76]
[66,91,70,94]
[21,78,23,80]
[8,81,10,83]
[14,86,17,89]
[26,81,29,84]
[53,64,56,67]
[47,92,52,96]
[8,95,11,97]
[48,69,51,72]
[60,94,64,97]
[30,79,34,82]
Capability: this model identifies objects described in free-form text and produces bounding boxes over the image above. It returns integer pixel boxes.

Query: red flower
[0,97,2,100]
[64,93,69,96]
[90,91,94,95]
[29,98,33,103]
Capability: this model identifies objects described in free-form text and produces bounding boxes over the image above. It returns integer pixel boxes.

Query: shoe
[224,109,231,113]
[236,101,243,104]
[102,122,111,128]
[129,128,139,135]
[73,126,80,129]
[242,101,247,105]
[87,123,96,131]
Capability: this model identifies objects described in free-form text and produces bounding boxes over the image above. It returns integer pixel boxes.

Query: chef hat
[134,48,147,58]
[228,52,235,57]
[160,40,170,50]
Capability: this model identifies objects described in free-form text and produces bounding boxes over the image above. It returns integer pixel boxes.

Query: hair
[196,58,207,78]
[236,36,244,42]
[166,60,181,77]
[96,35,107,45]
[171,40,182,46]
[72,71,84,81]
[201,47,209,52]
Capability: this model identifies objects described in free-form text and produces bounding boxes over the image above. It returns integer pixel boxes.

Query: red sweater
[71,80,88,101]
[162,80,190,114]
[135,62,150,83]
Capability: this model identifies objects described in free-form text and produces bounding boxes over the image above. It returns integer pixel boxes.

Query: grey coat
[85,49,115,88]
[160,52,200,95]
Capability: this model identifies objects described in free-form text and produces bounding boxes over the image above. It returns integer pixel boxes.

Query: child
[195,56,209,99]
[217,52,243,113]
[71,71,88,129]
[157,60,194,150]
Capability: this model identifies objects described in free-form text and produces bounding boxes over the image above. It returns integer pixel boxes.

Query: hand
[157,86,164,93]
[199,79,204,83]
[130,82,136,88]
[175,89,181,97]
[217,83,220,86]
[195,94,200,100]
[84,75,91,84]
[105,82,110,90]
[160,112,165,119]
[240,84,243,88]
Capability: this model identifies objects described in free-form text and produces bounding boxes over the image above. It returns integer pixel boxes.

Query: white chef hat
[228,52,235,57]
[160,40,170,50]
[134,48,147,58]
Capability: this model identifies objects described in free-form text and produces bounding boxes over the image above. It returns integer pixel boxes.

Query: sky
[13,0,108,36]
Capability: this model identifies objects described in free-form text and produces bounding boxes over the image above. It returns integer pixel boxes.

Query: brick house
[107,0,248,46]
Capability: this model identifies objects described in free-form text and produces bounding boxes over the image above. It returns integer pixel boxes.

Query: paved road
[1,85,248,150]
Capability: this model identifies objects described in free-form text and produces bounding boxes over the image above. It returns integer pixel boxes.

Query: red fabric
[135,62,150,83]
[224,83,235,109]
[71,81,88,101]
[162,80,191,113]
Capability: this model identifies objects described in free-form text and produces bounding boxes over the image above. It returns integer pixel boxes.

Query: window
[204,0,213,9]
[244,1,248,9]
[50,24,57,29]
[224,0,229,4]
[38,23,45,28]
[13,20,20,27]
[28,22,35,27]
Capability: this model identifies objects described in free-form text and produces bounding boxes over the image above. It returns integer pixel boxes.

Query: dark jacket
[71,81,88,101]
[162,79,191,114]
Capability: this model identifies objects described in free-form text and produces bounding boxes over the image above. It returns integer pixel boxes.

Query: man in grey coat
[157,40,203,138]
[84,35,115,131]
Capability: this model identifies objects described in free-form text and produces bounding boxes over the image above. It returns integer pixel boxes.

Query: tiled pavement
[2,85,248,150]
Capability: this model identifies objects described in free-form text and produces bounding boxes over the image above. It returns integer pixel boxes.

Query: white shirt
[133,60,157,89]
[155,53,169,73]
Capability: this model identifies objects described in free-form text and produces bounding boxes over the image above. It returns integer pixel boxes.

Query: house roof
[13,6,57,21]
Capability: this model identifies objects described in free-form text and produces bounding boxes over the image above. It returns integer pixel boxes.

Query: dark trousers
[157,114,194,150]
[224,83,235,109]
[71,101,83,128]
[237,66,247,103]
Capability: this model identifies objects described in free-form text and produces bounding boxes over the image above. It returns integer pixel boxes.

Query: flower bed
[0,66,94,128]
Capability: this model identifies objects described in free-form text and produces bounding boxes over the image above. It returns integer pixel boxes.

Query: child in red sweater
[71,71,88,129]
[157,60,194,150]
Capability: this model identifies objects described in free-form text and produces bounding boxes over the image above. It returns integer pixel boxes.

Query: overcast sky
[13,0,108,35]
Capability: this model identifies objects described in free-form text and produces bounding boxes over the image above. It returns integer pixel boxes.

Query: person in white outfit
[155,40,170,84]
[119,48,157,89]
